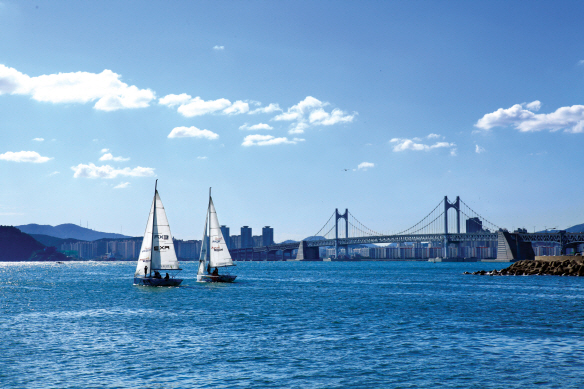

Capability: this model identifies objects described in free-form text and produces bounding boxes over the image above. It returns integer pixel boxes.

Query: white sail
[134,190,179,276]
[150,192,179,271]
[197,213,209,275]
[209,197,234,268]
[135,195,155,276]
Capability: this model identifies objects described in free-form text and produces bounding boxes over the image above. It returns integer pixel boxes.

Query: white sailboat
[197,189,237,283]
[134,180,183,287]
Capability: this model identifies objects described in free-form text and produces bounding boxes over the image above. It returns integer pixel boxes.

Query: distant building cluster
[325,241,498,260]
[221,225,274,249]
[58,225,275,260]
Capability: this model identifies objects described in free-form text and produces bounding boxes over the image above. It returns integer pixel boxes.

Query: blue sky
[1,0,584,241]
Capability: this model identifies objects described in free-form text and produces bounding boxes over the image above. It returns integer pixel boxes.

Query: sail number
[154,246,170,251]
[154,234,169,240]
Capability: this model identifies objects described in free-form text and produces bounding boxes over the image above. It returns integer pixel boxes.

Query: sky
[1,0,584,241]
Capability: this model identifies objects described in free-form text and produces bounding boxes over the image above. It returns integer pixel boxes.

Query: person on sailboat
[212,267,219,276]
[154,271,162,279]
[165,273,169,280]
[144,265,148,276]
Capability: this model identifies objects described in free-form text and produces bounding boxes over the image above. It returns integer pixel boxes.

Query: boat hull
[134,277,183,287]
[197,274,237,283]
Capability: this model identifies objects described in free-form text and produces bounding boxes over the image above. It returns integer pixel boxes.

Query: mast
[149,179,158,277]
[207,187,211,274]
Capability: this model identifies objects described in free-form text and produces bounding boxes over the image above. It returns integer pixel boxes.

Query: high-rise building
[241,226,252,248]
[466,217,483,233]
[262,226,274,246]
[220,225,231,249]
[230,235,241,249]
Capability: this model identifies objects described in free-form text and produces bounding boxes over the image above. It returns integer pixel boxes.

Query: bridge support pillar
[443,236,449,259]
[496,231,535,261]
[297,240,320,261]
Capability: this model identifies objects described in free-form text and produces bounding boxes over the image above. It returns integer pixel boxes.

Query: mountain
[30,234,82,247]
[0,226,67,261]
[566,223,584,233]
[17,223,131,241]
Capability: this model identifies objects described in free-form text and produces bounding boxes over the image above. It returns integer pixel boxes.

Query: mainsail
[208,197,234,268]
[197,213,209,275]
[134,190,179,276]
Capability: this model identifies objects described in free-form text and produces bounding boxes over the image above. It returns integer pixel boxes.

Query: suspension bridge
[230,196,584,262]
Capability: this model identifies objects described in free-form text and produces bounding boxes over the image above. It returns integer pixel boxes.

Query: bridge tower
[335,208,349,258]
[443,196,461,259]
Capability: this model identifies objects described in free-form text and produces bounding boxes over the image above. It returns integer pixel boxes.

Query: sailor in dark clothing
[154,271,162,279]
[144,265,148,276]
[165,273,169,280]
[212,267,219,276]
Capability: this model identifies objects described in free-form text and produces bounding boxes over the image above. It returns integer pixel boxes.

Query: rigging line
[313,211,336,237]
[394,200,445,235]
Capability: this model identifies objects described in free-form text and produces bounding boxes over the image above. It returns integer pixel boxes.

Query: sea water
[0,261,583,388]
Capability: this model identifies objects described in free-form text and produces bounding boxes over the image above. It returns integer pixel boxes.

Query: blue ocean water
[0,261,583,388]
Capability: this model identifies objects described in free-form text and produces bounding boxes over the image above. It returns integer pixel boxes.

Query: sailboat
[134,180,183,287]
[197,189,237,283]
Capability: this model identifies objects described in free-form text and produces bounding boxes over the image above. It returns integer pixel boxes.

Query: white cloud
[99,153,130,162]
[223,100,249,115]
[239,123,273,131]
[158,93,192,107]
[525,100,541,111]
[273,96,356,134]
[213,45,225,50]
[101,148,109,153]
[0,64,155,111]
[474,101,584,133]
[249,103,282,114]
[450,148,458,157]
[0,150,52,163]
[427,133,441,139]
[71,163,155,179]
[241,134,302,147]
[357,162,375,170]
[475,145,486,154]
[168,126,219,140]
[159,94,232,117]
[114,182,130,189]
[32,137,44,142]
[49,171,60,176]
[390,138,456,152]
[197,156,208,160]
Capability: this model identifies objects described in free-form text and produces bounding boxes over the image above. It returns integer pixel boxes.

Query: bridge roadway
[230,231,584,261]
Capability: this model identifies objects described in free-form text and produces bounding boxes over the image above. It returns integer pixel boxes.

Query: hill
[30,234,82,247]
[0,226,68,261]
[17,223,131,241]
[566,223,584,233]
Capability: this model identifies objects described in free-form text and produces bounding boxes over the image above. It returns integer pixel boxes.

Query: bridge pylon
[443,196,461,259]
[335,208,348,259]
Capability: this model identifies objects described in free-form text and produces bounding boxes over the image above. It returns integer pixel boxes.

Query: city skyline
[1,1,584,241]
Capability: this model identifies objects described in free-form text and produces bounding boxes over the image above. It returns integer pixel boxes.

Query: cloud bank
[390,137,456,153]
[0,151,52,163]
[242,135,304,147]
[167,126,219,139]
[71,163,155,179]
[0,64,155,111]
[475,101,584,133]
[273,96,356,134]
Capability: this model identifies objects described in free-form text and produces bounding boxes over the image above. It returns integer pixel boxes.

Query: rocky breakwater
[467,257,584,276]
